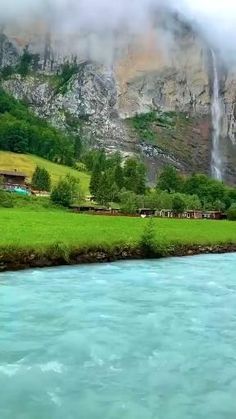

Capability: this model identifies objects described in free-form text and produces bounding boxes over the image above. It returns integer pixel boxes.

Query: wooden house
[183,210,203,219]
[0,170,27,187]
[202,211,225,220]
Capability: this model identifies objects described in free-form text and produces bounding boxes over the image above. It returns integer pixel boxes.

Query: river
[1,254,236,418]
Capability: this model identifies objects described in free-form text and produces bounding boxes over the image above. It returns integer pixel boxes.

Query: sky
[2,0,236,62]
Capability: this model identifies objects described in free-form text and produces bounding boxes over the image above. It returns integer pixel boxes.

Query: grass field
[1,209,236,250]
[0,151,90,192]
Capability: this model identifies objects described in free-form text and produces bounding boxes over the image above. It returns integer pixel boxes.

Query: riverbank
[1,209,236,271]
[1,243,236,272]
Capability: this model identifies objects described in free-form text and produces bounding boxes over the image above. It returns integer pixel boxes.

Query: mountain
[1,15,236,184]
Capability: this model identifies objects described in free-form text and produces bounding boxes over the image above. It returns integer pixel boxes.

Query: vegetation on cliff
[0,89,82,165]
[127,110,206,172]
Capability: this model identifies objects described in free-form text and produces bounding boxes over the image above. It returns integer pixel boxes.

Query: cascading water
[211,50,223,180]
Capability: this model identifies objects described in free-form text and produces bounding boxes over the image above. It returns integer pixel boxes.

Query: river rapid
[1,254,236,419]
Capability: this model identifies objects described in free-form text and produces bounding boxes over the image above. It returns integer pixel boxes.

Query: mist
[2,0,236,64]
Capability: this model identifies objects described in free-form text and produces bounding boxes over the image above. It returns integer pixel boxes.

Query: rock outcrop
[1,22,236,183]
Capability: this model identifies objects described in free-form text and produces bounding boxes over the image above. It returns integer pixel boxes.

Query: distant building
[202,211,225,220]
[158,209,225,220]
[0,170,27,187]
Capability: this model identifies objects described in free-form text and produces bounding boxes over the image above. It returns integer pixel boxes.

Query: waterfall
[211,50,222,181]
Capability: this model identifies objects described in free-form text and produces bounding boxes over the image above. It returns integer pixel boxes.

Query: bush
[140,218,156,256]
[227,204,236,221]
[31,166,51,191]
[0,190,14,208]
[51,175,80,207]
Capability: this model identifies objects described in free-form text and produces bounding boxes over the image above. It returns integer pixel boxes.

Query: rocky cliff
[1,21,236,183]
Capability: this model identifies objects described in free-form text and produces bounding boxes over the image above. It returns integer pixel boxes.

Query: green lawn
[1,209,236,250]
[0,151,90,193]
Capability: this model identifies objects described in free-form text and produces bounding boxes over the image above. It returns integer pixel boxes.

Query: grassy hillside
[0,151,90,192]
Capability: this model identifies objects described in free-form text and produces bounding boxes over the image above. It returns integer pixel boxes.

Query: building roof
[0,170,27,178]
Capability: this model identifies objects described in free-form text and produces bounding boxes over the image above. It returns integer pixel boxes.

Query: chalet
[202,211,226,220]
[0,170,27,188]
[158,209,225,220]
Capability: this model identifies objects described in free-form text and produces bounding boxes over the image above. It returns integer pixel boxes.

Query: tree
[227,204,236,221]
[157,165,183,193]
[136,162,146,195]
[31,166,51,191]
[182,194,202,210]
[89,162,101,197]
[183,174,223,204]
[113,164,124,189]
[51,175,80,207]
[119,191,138,214]
[96,169,119,205]
[212,199,225,211]
[140,218,156,255]
[172,193,186,214]
[124,158,146,194]
[18,47,32,76]
[106,152,122,170]
[73,135,82,160]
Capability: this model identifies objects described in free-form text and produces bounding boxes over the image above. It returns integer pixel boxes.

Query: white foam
[47,391,62,406]
[0,364,20,377]
[40,361,64,373]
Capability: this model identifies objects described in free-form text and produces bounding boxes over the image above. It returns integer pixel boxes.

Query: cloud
[2,0,236,64]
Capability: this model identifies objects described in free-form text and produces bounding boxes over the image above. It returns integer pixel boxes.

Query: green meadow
[1,208,236,251]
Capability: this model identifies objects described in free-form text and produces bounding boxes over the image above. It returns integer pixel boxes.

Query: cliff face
[1,25,236,183]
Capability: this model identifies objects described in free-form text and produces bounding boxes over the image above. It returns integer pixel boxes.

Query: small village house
[0,170,27,188]
[158,209,225,220]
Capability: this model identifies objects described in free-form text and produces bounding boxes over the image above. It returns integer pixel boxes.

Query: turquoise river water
[1,254,236,419]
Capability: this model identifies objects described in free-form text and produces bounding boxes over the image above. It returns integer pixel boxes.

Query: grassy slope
[1,209,236,250]
[0,151,90,192]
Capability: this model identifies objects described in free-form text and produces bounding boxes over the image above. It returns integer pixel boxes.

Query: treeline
[85,151,236,215]
[83,150,146,205]
[0,89,81,165]
[156,165,236,212]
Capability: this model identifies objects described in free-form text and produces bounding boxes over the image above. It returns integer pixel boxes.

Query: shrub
[0,190,14,208]
[227,204,236,221]
[140,218,156,256]
[31,166,51,191]
[51,175,80,207]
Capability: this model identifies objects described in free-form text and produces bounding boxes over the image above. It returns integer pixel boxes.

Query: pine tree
[31,166,51,191]
[114,164,124,189]
[96,170,119,206]
[89,162,101,198]
[124,158,146,194]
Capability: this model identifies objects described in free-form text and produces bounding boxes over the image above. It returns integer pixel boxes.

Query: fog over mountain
[1,0,236,63]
